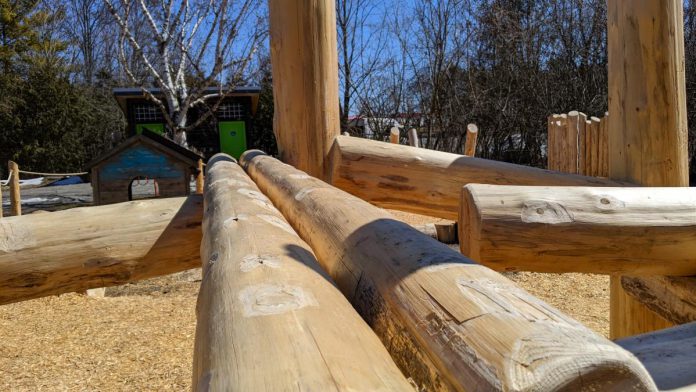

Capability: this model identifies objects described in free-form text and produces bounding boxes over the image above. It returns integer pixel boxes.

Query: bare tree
[103,0,264,146]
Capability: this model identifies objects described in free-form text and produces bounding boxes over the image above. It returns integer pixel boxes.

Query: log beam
[621,276,696,325]
[608,0,688,338]
[193,154,410,391]
[242,150,656,392]
[268,0,340,180]
[0,196,202,305]
[459,185,696,275]
[330,135,627,220]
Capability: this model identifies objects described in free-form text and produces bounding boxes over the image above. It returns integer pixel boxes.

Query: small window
[133,104,164,122]
[217,102,246,120]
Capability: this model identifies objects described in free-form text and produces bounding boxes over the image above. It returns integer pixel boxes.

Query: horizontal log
[330,135,625,220]
[241,150,656,392]
[0,196,202,305]
[621,276,696,325]
[193,154,410,391]
[617,321,696,391]
[460,185,696,275]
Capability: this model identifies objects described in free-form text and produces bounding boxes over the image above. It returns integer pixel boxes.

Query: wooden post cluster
[463,123,478,156]
[241,150,656,392]
[8,161,21,216]
[193,154,411,391]
[329,135,625,220]
[459,185,696,276]
[547,112,608,176]
[607,0,688,339]
[267,0,340,180]
[0,196,202,305]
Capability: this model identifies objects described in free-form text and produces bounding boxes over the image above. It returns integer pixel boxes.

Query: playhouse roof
[85,129,203,170]
[112,86,261,117]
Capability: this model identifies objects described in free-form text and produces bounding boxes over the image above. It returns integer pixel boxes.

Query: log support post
[8,161,20,216]
[407,128,419,147]
[389,126,399,144]
[195,159,204,195]
[268,0,340,180]
[463,124,478,156]
[608,0,688,338]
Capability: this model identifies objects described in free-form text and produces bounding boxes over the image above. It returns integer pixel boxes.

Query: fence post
[389,127,400,144]
[8,161,20,216]
[464,124,479,156]
[566,112,581,174]
[408,128,419,148]
[196,159,204,195]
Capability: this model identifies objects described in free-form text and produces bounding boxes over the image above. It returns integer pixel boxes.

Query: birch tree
[103,0,264,146]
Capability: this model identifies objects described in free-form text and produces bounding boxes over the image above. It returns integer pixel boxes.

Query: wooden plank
[608,0,688,339]
[616,322,696,391]
[459,185,696,275]
[193,154,411,391]
[463,123,478,156]
[0,196,202,305]
[8,161,20,216]
[268,0,340,179]
[241,150,657,392]
[621,276,696,325]
[330,135,628,220]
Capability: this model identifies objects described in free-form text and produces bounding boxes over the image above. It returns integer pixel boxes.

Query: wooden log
[566,112,580,174]
[268,0,340,179]
[459,185,696,276]
[590,116,601,177]
[584,119,592,175]
[600,113,609,177]
[8,161,20,216]
[193,154,411,391]
[556,114,568,173]
[0,196,202,305]
[329,135,627,220]
[621,276,696,325]
[342,131,350,136]
[463,123,478,156]
[616,321,696,391]
[546,115,556,170]
[577,112,588,175]
[408,128,419,148]
[241,150,656,392]
[195,158,204,194]
[389,126,400,144]
[608,0,688,338]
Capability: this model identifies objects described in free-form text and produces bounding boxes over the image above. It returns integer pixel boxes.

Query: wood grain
[268,0,340,180]
[193,154,411,391]
[621,276,696,325]
[607,0,688,339]
[0,196,202,305]
[330,135,627,220]
[459,185,696,275]
[242,150,656,392]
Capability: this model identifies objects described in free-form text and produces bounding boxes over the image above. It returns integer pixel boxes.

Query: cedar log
[192,154,410,391]
[0,196,202,305]
[607,0,688,338]
[241,150,656,392]
[621,276,696,325]
[330,135,626,220]
[459,185,696,275]
[616,322,696,391]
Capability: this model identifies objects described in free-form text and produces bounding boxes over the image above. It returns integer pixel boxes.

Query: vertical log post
[8,161,20,216]
[590,116,601,177]
[389,126,400,144]
[577,112,588,175]
[195,159,204,195]
[608,0,688,338]
[408,128,419,147]
[547,115,556,170]
[557,114,568,172]
[566,112,580,174]
[268,0,340,180]
[463,123,478,156]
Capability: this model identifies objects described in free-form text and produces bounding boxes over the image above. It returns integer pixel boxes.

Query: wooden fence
[547,111,608,177]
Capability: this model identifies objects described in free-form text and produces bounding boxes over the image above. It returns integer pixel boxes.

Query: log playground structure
[2,0,696,391]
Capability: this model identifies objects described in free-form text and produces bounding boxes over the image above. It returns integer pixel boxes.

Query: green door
[136,123,165,135]
[219,121,247,159]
